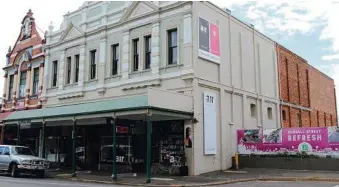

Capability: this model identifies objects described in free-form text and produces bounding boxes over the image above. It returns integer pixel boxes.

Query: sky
[0,0,339,103]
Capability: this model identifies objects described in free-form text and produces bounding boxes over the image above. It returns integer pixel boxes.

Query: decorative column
[98,33,107,86]
[78,44,86,87]
[39,62,44,94]
[25,64,32,108]
[41,51,49,100]
[151,22,160,75]
[58,51,65,90]
[2,72,8,108]
[121,31,130,79]
[12,68,18,110]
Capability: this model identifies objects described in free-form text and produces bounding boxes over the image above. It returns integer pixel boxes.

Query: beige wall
[190,2,280,175]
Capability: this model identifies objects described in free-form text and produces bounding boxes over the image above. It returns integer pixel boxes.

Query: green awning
[5,95,149,122]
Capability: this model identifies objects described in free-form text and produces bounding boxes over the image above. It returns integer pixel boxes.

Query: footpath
[49,168,339,186]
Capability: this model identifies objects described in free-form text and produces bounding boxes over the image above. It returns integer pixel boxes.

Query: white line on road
[0,177,110,187]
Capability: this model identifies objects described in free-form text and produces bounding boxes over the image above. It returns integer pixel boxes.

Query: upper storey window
[22,18,31,39]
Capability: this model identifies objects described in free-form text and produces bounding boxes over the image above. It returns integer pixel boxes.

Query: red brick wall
[277,44,337,128]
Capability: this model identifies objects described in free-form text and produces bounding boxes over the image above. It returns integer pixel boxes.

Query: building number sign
[206,95,214,104]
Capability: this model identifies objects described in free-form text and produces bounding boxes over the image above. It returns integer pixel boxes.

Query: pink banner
[209,23,220,56]
[237,127,339,157]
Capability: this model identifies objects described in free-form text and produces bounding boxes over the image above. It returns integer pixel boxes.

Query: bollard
[235,152,239,170]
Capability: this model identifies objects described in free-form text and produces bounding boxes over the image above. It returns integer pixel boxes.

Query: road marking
[333,185,339,187]
[0,177,110,187]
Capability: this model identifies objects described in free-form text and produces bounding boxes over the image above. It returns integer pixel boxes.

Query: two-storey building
[1,10,45,152]
[4,1,280,179]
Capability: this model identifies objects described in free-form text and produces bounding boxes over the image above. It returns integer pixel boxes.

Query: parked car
[0,145,49,178]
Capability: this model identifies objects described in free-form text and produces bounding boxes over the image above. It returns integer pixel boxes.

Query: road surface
[219,181,339,187]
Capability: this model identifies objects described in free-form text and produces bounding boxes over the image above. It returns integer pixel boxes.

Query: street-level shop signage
[203,92,217,155]
[198,17,220,64]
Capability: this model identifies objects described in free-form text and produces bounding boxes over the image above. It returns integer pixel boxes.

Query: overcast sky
[1,0,338,105]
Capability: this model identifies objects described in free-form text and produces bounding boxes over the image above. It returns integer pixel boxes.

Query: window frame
[111,44,119,76]
[8,75,14,100]
[267,107,273,120]
[250,103,256,117]
[144,35,151,69]
[282,110,286,121]
[19,71,27,99]
[132,38,139,72]
[167,29,178,65]
[75,54,79,83]
[90,50,97,80]
[52,60,58,87]
[32,67,39,96]
[66,56,72,84]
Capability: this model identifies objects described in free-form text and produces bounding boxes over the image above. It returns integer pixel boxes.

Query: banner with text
[237,127,339,157]
[198,17,220,64]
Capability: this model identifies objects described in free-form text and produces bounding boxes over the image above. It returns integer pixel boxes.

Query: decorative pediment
[58,22,84,42]
[120,2,158,22]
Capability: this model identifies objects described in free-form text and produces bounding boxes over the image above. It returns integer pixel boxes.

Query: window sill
[105,74,122,80]
[30,95,38,99]
[129,69,152,78]
[86,79,98,83]
[47,87,58,92]
[160,63,183,70]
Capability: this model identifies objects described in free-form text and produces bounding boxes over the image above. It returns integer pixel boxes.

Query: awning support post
[72,118,77,177]
[41,120,46,158]
[110,117,117,181]
[17,122,20,145]
[146,111,152,184]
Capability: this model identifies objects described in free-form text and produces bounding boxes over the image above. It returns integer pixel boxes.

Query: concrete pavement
[0,176,128,187]
[219,181,339,187]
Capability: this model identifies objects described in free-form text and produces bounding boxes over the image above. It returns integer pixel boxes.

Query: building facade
[277,44,337,128]
[1,1,335,180]
[0,10,45,146]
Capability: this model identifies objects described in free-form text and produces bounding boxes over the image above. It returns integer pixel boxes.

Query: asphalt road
[219,181,339,187]
[0,176,128,187]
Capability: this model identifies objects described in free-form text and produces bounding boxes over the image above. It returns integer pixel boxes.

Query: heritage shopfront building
[1,10,45,150]
[4,1,281,182]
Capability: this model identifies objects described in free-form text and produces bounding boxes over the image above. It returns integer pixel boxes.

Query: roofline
[276,43,307,63]
[3,106,193,123]
[205,1,276,44]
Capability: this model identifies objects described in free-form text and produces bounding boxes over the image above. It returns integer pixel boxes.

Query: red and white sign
[198,17,220,64]
[116,126,129,133]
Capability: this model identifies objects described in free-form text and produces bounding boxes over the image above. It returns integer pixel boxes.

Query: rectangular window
[112,44,119,75]
[90,50,97,79]
[168,29,178,65]
[75,55,79,83]
[52,60,58,87]
[32,68,39,96]
[282,110,286,121]
[133,38,139,71]
[66,57,71,84]
[8,75,14,100]
[250,104,256,117]
[267,107,273,120]
[19,72,27,99]
[144,36,151,69]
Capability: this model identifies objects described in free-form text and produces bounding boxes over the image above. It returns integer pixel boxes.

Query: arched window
[24,19,30,36]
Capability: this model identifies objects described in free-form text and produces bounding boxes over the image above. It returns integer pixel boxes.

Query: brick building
[1,9,45,112]
[277,44,337,128]
[0,9,45,144]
